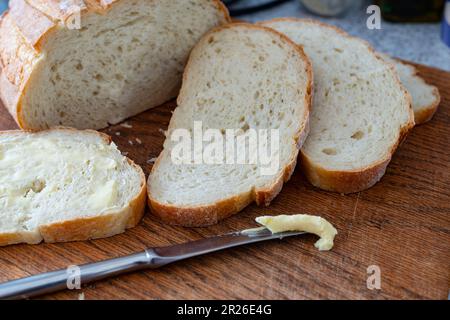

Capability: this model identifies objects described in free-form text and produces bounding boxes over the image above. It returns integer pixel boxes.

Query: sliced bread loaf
[147,23,312,226]
[381,55,440,124]
[0,128,146,246]
[0,0,230,130]
[262,19,414,193]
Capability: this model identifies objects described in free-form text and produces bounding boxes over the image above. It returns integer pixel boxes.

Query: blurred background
[0,0,449,70]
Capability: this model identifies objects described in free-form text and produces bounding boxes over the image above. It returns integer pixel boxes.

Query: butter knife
[0,227,304,300]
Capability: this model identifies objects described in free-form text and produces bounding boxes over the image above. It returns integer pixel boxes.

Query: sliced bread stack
[0,0,230,130]
[147,23,313,226]
[262,19,415,193]
[0,128,146,246]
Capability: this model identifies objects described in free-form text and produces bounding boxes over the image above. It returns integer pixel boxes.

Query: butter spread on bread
[0,128,146,246]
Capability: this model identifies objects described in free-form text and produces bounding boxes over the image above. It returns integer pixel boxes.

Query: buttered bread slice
[0,128,146,246]
[263,19,414,193]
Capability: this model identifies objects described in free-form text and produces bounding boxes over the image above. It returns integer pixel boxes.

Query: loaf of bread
[0,0,230,130]
[381,55,440,125]
[147,23,312,226]
[262,19,415,194]
[0,128,146,246]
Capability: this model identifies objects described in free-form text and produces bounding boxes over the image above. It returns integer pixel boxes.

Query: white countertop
[240,0,450,71]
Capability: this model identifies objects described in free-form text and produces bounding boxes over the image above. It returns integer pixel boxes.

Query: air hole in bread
[351,131,364,140]
[31,179,46,194]
[75,62,83,71]
[322,148,337,156]
[241,123,250,132]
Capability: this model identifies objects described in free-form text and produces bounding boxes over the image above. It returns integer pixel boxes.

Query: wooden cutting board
[0,62,448,300]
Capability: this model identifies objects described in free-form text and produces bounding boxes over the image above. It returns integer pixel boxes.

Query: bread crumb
[136,138,142,144]
[78,292,85,300]
[158,128,166,135]
[128,140,133,145]
[121,122,133,129]
[122,152,129,156]
[115,132,121,136]
[147,158,158,164]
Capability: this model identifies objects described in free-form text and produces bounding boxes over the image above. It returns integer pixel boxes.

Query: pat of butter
[87,180,118,210]
[255,214,338,251]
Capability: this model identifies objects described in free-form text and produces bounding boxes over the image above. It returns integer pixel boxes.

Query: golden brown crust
[0,232,41,246]
[212,0,232,23]
[39,172,146,243]
[300,121,412,193]
[394,60,441,125]
[0,0,231,130]
[0,127,147,246]
[262,17,415,194]
[300,153,389,194]
[414,89,440,124]
[148,23,313,227]
[9,0,56,48]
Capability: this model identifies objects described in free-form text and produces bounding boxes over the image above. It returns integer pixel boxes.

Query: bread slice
[0,128,146,246]
[147,23,312,227]
[0,0,230,130]
[262,19,414,194]
[381,55,440,125]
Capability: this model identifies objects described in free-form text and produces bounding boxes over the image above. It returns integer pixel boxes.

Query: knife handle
[0,250,163,300]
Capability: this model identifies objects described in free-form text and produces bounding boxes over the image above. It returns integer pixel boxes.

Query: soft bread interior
[264,20,413,171]
[20,0,228,130]
[148,24,311,207]
[0,130,143,241]
[381,55,439,124]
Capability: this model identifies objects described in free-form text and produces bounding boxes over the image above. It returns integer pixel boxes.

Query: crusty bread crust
[148,22,313,227]
[261,18,415,194]
[0,0,231,130]
[0,127,147,246]
[300,122,411,194]
[414,91,440,124]
[392,59,441,125]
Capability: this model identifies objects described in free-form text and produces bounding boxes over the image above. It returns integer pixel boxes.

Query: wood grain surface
[0,62,448,300]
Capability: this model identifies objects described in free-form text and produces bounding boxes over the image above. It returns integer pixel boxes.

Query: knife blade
[0,227,304,300]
